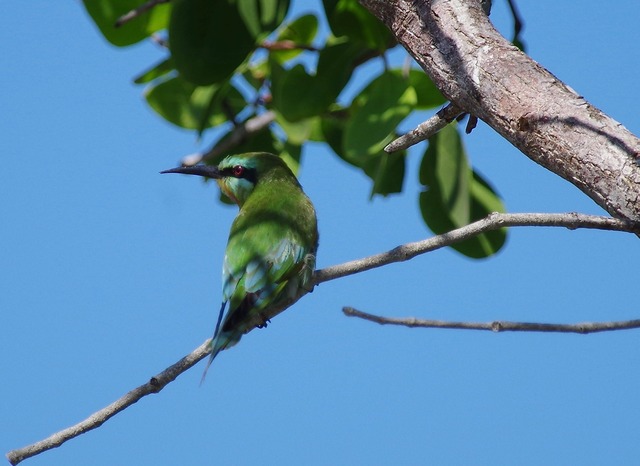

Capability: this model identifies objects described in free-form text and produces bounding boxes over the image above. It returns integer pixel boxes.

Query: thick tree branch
[7,212,640,465]
[360,0,640,223]
[343,307,640,334]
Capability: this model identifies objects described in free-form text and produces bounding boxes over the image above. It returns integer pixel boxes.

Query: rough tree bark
[361,0,640,222]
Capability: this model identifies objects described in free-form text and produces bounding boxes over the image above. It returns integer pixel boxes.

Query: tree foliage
[82,0,508,258]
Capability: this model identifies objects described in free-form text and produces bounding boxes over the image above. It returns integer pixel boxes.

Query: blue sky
[2,1,639,465]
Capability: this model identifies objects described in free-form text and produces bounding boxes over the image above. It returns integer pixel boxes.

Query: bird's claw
[257,316,271,329]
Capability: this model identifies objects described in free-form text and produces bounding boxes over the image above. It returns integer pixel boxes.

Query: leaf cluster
[83,0,507,258]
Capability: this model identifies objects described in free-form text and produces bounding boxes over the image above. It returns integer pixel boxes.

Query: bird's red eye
[232,165,245,177]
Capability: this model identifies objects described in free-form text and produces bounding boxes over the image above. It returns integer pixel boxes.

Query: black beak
[160,165,222,179]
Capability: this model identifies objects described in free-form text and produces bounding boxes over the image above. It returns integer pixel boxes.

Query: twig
[180,111,276,166]
[261,40,318,52]
[221,98,239,127]
[313,212,640,283]
[384,103,464,153]
[114,0,170,28]
[7,212,640,464]
[150,33,169,49]
[343,307,640,334]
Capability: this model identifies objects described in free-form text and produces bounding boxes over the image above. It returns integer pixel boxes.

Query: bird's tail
[199,331,241,384]
[199,318,242,385]
[199,301,227,384]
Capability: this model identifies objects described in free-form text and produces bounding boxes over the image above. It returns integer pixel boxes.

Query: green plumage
[162,152,318,381]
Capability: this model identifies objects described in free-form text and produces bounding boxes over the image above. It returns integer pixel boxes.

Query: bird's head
[161,152,299,206]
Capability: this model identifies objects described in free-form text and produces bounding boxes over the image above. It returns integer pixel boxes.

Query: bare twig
[6,341,210,465]
[180,111,276,166]
[343,307,640,334]
[384,103,464,153]
[261,40,318,52]
[150,33,169,49]
[114,0,170,28]
[7,212,640,464]
[221,98,239,127]
[313,212,640,283]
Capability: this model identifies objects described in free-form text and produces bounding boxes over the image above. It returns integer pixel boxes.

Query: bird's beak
[160,165,222,179]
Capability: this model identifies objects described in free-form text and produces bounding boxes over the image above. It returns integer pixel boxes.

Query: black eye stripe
[221,166,257,184]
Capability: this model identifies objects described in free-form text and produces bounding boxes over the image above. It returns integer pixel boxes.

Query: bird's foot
[257,315,271,329]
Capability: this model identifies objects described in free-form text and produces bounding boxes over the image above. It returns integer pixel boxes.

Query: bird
[161,152,318,381]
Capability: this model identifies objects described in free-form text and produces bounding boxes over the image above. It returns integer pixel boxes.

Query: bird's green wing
[222,224,309,312]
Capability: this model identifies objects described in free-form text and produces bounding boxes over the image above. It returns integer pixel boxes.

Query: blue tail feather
[200,301,227,385]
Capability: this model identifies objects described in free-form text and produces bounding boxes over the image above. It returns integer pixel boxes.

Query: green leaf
[363,151,406,197]
[315,39,362,104]
[419,188,456,240]
[270,63,318,121]
[218,124,278,158]
[419,124,507,258]
[344,70,416,162]
[323,0,394,51]
[421,124,470,225]
[275,113,319,146]
[512,37,526,52]
[467,171,508,256]
[274,140,302,175]
[242,60,269,90]
[145,77,214,129]
[196,83,247,136]
[133,58,174,84]
[236,0,290,39]
[408,69,447,109]
[270,14,319,64]
[320,112,347,159]
[306,116,326,142]
[270,40,362,122]
[144,77,246,130]
[321,110,405,197]
[82,0,171,47]
[470,171,505,216]
[169,0,255,85]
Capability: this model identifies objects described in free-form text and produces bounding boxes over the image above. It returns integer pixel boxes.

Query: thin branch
[150,33,169,49]
[114,0,170,28]
[220,98,239,127]
[343,307,640,334]
[180,111,276,167]
[313,212,640,283]
[261,40,318,52]
[384,103,464,153]
[6,341,210,465]
[7,212,640,464]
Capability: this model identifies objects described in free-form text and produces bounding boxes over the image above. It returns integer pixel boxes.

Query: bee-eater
[162,152,318,380]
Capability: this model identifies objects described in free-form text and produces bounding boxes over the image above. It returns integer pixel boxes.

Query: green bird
[162,152,318,380]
